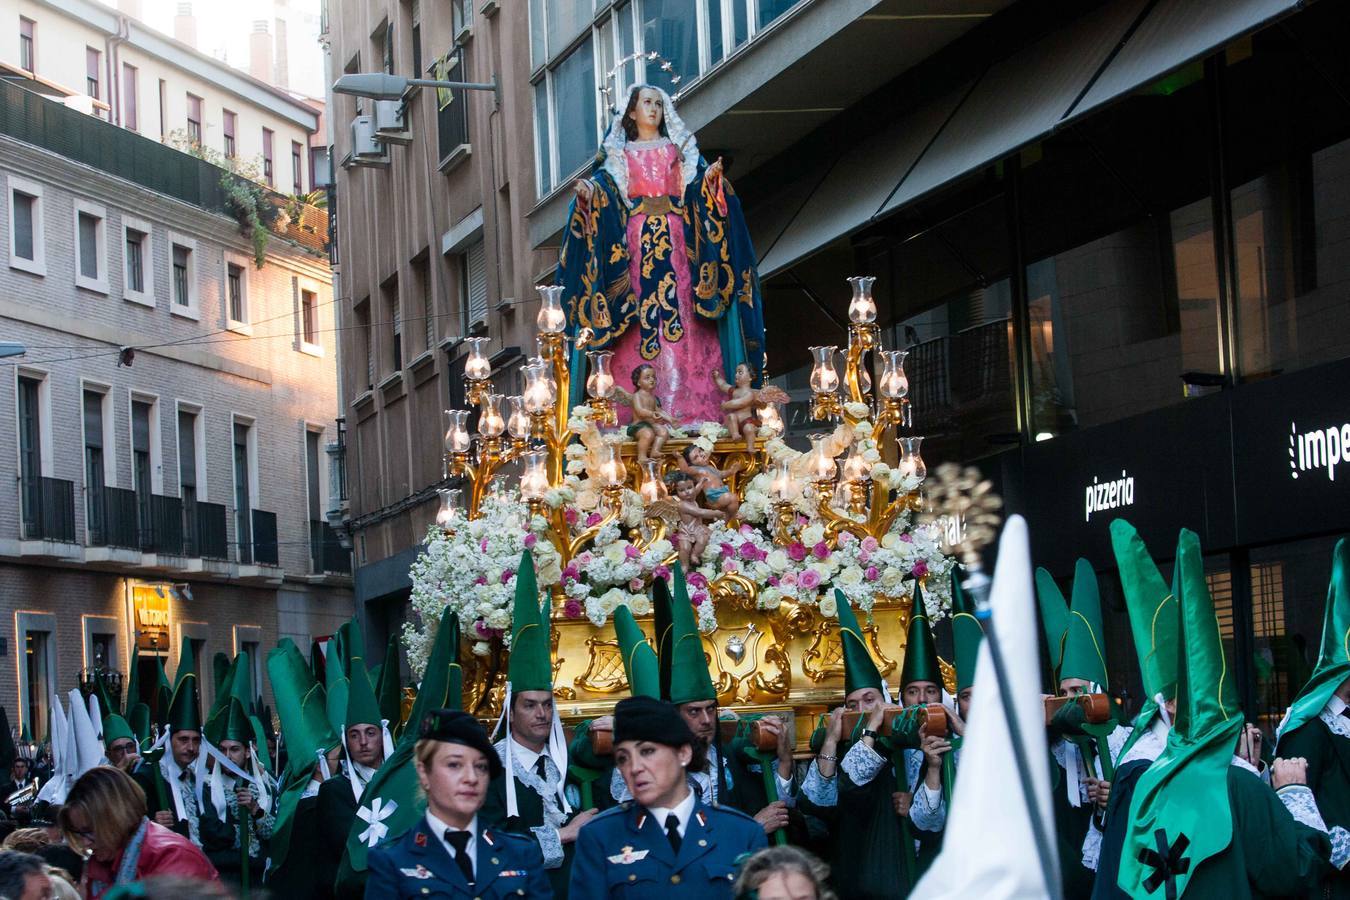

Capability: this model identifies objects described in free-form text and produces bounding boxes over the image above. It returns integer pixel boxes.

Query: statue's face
[633,88,664,131]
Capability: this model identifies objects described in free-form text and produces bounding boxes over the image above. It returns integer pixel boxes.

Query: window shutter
[467,241,488,328]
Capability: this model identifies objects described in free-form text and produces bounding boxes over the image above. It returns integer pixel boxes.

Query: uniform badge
[400,866,434,879]
[607,846,650,865]
[414,832,428,847]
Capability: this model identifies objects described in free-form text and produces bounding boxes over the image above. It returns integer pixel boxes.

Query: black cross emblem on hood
[1138,828,1190,900]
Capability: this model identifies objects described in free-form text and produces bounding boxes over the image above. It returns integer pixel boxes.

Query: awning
[754,0,1304,278]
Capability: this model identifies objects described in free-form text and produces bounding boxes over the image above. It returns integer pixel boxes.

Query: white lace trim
[840,741,886,786]
[1119,715,1170,767]
[1319,705,1350,740]
[801,760,838,808]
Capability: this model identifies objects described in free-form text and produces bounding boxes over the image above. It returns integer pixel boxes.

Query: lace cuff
[531,824,565,869]
[801,761,838,808]
[1277,785,1328,831]
[841,742,886,787]
[1081,818,1103,871]
[774,769,797,807]
[909,783,945,833]
[1332,826,1350,870]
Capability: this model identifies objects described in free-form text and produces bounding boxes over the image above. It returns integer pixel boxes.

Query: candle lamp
[586,350,617,425]
[847,276,877,324]
[435,488,461,528]
[478,394,506,439]
[769,461,798,544]
[520,449,550,506]
[898,436,927,482]
[535,285,567,335]
[506,395,531,443]
[464,337,492,403]
[639,459,666,504]
[444,410,472,455]
[809,346,842,419]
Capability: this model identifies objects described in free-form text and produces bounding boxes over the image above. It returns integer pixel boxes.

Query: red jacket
[85,820,219,899]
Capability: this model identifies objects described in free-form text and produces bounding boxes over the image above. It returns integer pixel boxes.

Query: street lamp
[332,72,498,105]
[0,341,25,358]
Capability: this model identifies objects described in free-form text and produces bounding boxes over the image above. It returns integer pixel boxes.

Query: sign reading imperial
[1289,420,1350,481]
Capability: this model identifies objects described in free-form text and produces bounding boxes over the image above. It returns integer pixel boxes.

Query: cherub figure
[662,471,726,569]
[616,363,679,464]
[671,443,740,520]
[712,363,791,455]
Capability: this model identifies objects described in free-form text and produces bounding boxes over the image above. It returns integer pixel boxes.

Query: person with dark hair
[0,849,51,900]
[569,695,766,899]
[1,759,35,815]
[35,842,83,884]
[364,709,551,899]
[59,765,218,898]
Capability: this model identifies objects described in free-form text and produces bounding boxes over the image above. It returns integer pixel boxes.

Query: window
[292,141,304,194]
[186,93,202,144]
[222,109,236,158]
[84,618,119,672]
[19,17,34,72]
[178,406,201,553]
[534,39,596,194]
[122,63,138,132]
[383,277,403,372]
[356,300,373,391]
[122,216,153,304]
[451,0,471,40]
[410,0,423,76]
[18,375,43,532]
[413,254,434,351]
[233,420,254,563]
[300,287,319,346]
[306,429,323,572]
[381,20,395,74]
[460,240,488,334]
[18,614,57,742]
[435,50,470,167]
[74,201,107,293]
[156,78,165,139]
[227,262,247,325]
[86,47,101,99]
[262,129,274,186]
[9,177,45,275]
[168,234,198,316]
[84,389,107,542]
[132,398,153,547]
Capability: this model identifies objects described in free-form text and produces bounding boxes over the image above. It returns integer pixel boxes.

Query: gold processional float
[403,276,1002,749]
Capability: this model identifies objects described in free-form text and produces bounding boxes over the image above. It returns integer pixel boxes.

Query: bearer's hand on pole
[1272,757,1309,790]
[754,800,790,834]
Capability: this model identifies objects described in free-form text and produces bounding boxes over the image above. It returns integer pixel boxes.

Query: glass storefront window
[546,1,594,60]
[552,39,597,183]
[639,0,698,91]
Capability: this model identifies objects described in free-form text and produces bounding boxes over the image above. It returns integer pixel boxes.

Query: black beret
[613,696,697,748]
[418,709,503,779]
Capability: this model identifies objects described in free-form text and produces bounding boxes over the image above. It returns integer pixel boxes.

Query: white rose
[844,401,869,419]
[880,533,901,550]
[801,524,825,547]
[629,594,652,616]
[766,550,789,573]
[837,566,862,586]
[818,595,838,618]
[603,543,628,565]
[472,641,491,657]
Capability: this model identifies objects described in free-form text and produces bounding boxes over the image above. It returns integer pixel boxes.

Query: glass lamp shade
[464,337,492,381]
[638,459,666,503]
[444,409,472,453]
[808,434,837,483]
[770,461,794,501]
[586,350,616,400]
[847,275,878,324]
[597,442,625,487]
[758,402,784,436]
[898,436,926,481]
[435,488,461,526]
[878,350,909,400]
[842,449,872,482]
[520,450,550,500]
[478,394,506,438]
[535,285,567,334]
[506,396,531,440]
[809,346,840,394]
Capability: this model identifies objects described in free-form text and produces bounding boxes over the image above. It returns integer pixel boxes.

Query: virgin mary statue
[556,83,766,425]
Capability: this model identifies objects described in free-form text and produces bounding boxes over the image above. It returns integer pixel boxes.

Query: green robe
[1050,748,1098,899]
[1136,766,1329,899]
[1091,757,1152,900]
[566,719,619,813]
[1278,717,1350,898]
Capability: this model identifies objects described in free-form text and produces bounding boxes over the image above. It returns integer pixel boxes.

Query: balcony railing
[20,476,76,543]
[143,494,184,554]
[251,509,279,566]
[310,519,352,574]
[197,502,228,560]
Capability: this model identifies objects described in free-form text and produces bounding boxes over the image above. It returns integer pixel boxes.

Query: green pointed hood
[376,631,404,729]
[212,652,232,698]
[663,564,716,704]
[94,673,120,721]
[508,550,553,693]
[653,574,675,702]
[1111,520,1179,704]
[167,671,202,733]
[102,713,135,746]
[151,656,172,726]
[345,656,383,728]
[1037,560,1109,689]
[899,583,941,691]
[613,605,660,699]
[217,696,253,744]
[124,645,141,713]
[127,703,152,744]
[1036,567,1072,679]
[836,589,885,698]
[1279,539,1350,741]
[1119,529,1243,898]
[340,607,463,879]
[324,635,350,738]
[950,569,985,694]
[204,653,245,744]
[174,637,197,693]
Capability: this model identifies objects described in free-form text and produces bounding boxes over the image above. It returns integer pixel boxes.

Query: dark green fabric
[899,585,940,689]
[483,770,579,897]
[1037,559,1109,688]
[375,631,404,731]
[950,569,984,693]
[1277,717,1350,898]
[664,564,717,704]
[508,550,553,693]
[1110,519,1179,761]
[102,713,134,745]
[836,590,884,697]
[832,753,930,899]
[565,720,618,812]
[1280,539,1350,741]
[1049,750,1097,898]
[612,605,660,698]
[167,671,202,733]
[654,574,675,702]
[213,651,232,699]
[345,656,382,729]
[127,703,151,745]
[1090,757,1151,900]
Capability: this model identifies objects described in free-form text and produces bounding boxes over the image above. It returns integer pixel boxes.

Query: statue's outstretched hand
[706,158,724,183]
[573,178,594,204]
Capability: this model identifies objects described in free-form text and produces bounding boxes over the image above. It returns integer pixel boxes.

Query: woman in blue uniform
[568,695,767,899]
[365,709,553,899]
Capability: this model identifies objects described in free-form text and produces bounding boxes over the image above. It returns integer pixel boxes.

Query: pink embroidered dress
[611,138,726,425]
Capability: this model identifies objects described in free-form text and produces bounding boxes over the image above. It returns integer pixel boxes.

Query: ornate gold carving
[550,627,576,700]
[572,637,630,694]
[747,644,792,704]
[801,620,896,683]
[938,656,957,698]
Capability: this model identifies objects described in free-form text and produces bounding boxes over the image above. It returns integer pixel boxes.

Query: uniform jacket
[567,795,766,900]
[364,814,552,899]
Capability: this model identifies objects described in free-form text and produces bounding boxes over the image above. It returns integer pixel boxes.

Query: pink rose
[563,600,583,618]
[625,544,640,560]
[480,538,489,553]
[474,575,488,586]
[798,569,821,590]
[629,577,644,591]
[768,575,780,587]
[787,542,807,562]
[577,552,594,566]
[724,560,739,573]
[585,512,603,527]
[523,533,537,549]
[900,533,913,543]
[653,565,671,580]
[837,532,855,545]
[858,549,871,564]
[687,572,708,588]
[692,590,709,606]
[474,619,492,638]
[740,523,754,535]
[865,566,879,582]
[861,536,880,554]
[781,573,797,587]
[564,507,579,525]
[719,542,735,559]
[500,569,514,585]
[812,541,830,560]
[562,563,580,581]
[911,560,928,578]
[739,543,759,562]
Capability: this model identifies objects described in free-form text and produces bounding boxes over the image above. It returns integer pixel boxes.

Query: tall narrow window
[125,227,146,294]
[306,430,322,572]
[76,207,105,290]
[122,63,138,131]
[132,400,152,547]
[24,629,52,741]
[292,141,303,194]
[233,422,253,563]
[19,17,34,71]
[300,288,318,345]
[186,94,202,144]
[356,301,373,390]
[178,409,198,555]
[172,243,191,307]
[461,240,487,333]
[222,110,237,158]
[86,47,101,99]
[414,254,433,351]
[156,78,166,139]
[262,129,274,186]
[84,390,105,541]
[411,0,423,76]
[227,263,246,323]
[391,295,402,371]
[17,376,42,532]
[12,191,36,262]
